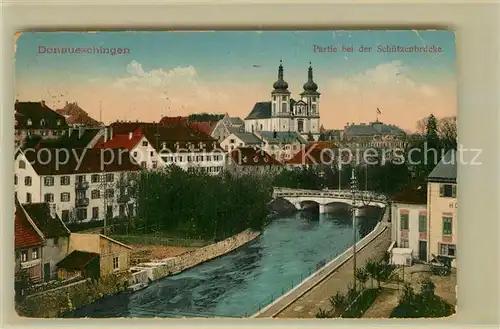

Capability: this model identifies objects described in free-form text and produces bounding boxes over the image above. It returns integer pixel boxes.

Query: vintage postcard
[14,30,457,319]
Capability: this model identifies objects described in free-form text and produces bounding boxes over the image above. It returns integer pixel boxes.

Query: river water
[65,209,381,318]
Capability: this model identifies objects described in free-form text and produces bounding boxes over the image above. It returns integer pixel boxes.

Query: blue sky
[15,31,457,130]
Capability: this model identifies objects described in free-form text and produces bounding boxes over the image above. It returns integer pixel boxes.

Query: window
[281,103,287,112]
[440,184,457,198]
[44,176,54,186]
[119,204,125,216]
[439,243,456,257]
[400,213,409,230]
[297,120,304,133]
[76,175,85,183]
[44,193,54,203]
[26,193,32,203]
[419,214,427,232]
[106,206,113,218]
[60,176,70,185]
[91,174,100,183]
[19,160,26,169]
[14,174,18,185]
[273,96,276,101]
[92,207,99,219]
[142,141,148,147]
[442,216,453,235]
[113,256,119,270]
[91,190,101,199]
[105,173,114,182]
[105,189,114,198]
[61,210,69,222]
[152,161,158,169]
[272,103,276,113]
[31,248,39,260]
[60,192,70,202]
[229,139,235,144]
[312,104,317,112]
[141,162,146,169]
[133,151,137,157]
[21,250,28,262]
[150,151,154,157]
[312,97,317,102]
[400,239,409,248]
[25,176,32,186]
[76,209,87,221]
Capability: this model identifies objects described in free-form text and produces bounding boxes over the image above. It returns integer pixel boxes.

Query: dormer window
[27,119,32,126]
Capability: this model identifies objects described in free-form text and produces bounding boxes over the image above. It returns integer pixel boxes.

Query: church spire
[273,59,289,92]
[302,61,319,94]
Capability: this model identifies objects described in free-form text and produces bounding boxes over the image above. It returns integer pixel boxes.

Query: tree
[355,268,369,290]
[329,291,347,315]
[364,259,379,289]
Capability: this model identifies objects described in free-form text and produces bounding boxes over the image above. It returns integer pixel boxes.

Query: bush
[342,288,380,318]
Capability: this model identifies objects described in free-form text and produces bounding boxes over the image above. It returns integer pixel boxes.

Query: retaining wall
[133,229,260,281]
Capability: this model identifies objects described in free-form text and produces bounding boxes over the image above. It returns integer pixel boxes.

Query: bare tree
[437,116,457,142]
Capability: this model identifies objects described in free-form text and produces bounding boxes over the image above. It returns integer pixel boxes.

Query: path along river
[66,209,381,318]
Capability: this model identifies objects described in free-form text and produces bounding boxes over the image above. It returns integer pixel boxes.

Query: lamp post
[350,168,374,292]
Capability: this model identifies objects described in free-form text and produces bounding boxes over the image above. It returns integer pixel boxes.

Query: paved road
[259,227,392,318]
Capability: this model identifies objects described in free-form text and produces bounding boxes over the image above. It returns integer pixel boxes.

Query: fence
[111,235,211,248]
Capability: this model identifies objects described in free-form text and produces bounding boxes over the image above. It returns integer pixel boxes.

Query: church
[244,61,321,141]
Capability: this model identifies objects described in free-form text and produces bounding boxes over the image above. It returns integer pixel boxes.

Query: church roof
[245,99,297,120]
[232,132,263,145]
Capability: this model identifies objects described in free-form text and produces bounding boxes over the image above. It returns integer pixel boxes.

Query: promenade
[255,223,391,318]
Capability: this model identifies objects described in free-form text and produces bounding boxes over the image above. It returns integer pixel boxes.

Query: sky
[15,31,457,131]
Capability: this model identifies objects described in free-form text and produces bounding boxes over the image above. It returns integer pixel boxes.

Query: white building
[14,148,141,224]
[210,113,245,143]
[255,131,307,162]
[244,61,321,141]
[220,132,264,152]
[390,185,428,264]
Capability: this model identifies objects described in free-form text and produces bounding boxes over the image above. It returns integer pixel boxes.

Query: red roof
[159,116,189,126]
[286,144,333,165]
[15,204,44,249]
[229,147,282,166]
[94,127,144,150]
[189,121,218,135]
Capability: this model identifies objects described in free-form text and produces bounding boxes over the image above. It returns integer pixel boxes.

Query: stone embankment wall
[147,229,260,280]
[17,273,130,318]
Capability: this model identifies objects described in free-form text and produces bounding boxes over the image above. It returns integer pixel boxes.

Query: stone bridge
[272,187,387,214]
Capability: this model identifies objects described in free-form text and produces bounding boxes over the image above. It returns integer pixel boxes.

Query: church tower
[271,60,291,117]
[300,62,321,135]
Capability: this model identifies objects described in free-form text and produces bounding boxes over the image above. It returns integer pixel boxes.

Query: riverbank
[254,207,390,318]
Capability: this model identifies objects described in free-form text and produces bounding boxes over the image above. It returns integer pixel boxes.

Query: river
[65,209,381,318]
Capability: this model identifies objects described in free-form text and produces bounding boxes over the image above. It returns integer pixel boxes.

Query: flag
[376,108,382,114]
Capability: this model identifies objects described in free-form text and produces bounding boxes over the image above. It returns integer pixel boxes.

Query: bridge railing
[272,188,388,203]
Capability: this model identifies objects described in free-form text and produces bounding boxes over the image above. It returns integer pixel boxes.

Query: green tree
[355,268,369,290]
[329,291,347,315]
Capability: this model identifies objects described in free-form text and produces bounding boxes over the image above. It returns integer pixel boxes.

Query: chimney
[78,126,84,139]
[128,132,132,140]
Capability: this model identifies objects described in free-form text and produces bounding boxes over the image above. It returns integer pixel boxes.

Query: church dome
[302,63,319,93]
[273,61,289,91]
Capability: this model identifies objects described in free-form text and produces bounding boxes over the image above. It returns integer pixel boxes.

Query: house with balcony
[427,149,457,268]
[14,148,141,224]
[389,185,428,265]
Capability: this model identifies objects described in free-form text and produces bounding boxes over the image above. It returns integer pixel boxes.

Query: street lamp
[350,168,374,292]
[318,169,325,190]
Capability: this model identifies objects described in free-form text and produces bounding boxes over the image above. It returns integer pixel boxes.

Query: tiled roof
[159,116,189,126]
[232,132,263,145]
[229,117,244,125]
[15,203,44,249]
[391,185,427,205]
[345,121,406,137]
[142,124,221,153]
[56,102,100,126]
[94,127,143,151]
[228,126,244,134]
[258,131,307,145]
[229,147,282,166]
[22,148,141,176]
[286,143,333,165]
[189,121,218,135]
[23,203,70,238]
[427,150,457,183]
[15,101,69,130]
[37,128,101,149]
[56,250,100,270]
[245,102,272,120]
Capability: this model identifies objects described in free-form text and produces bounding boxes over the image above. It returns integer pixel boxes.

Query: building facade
[14,148,140,224]
[427,150,457,268]
[226,147,282,176]
[244,61,321,141]
[220,132,264,152]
